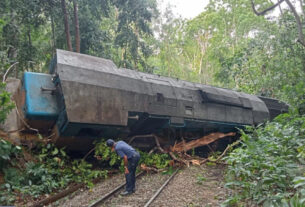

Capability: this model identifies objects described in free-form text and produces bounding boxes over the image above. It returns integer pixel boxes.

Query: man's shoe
[120,191,132,196]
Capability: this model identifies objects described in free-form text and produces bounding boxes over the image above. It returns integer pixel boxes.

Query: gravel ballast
[48,164,231,207]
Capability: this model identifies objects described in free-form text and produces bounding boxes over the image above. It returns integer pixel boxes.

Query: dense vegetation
[0,140,108,205]
[223,112,305,206]
[1,0,304,107]
[0,0,304,206]
[95,140,171,170]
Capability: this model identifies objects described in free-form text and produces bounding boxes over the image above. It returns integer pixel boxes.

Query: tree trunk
[299,0,305,16]
[73,0,80,53]
[51,14,56,56]
[285,0,305,47]
[61,0,72,51]
[28,28,34,71]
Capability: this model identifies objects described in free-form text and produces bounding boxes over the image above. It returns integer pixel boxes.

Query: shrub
[223,112,305,206]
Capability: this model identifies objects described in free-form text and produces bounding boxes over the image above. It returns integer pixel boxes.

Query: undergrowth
[94,140,171,171]
[222,111,305,207]
[1,138,172,205]
[0,142,108,205]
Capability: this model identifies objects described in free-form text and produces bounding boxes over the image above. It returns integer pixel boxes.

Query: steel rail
[88,171,145,207]
[143,168,180,207]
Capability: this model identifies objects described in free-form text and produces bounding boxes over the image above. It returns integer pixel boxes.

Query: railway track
[88,169,179,207]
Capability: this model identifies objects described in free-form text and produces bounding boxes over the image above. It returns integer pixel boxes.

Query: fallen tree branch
[140,164,161,173]
[153,135,166,153]
[129,134,167,153]
[82,146,96,161]
[30,174,108,207]
[128,134,155,145]
[31,183,85,207]
[130,132,238,167]
[206,140,241,164]
[171,132,236,153]
[168,152,189,166]
[215,140,240,162]
[148,146,157,155]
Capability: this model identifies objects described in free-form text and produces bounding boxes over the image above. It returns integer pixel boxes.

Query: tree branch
[2,62,19,82]
[251,0,285,16]
[284,0,305,47]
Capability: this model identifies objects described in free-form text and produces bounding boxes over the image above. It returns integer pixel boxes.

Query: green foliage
[223,112,305,206]
[0,143,107,205]
[0,0,157,76]
[0,83,17,170]
[0,83,15,123]
[196,175,206,185]
[113,0,157,70]
[139,151,170,169]
[95,141,122,167]
[151,0,305,117]
[36,143,108,187]
[95,139,171,171]
[0,139,21,170]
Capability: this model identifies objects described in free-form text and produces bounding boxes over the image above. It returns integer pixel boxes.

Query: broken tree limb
[169,152,189,167]
[82,146,96,161]
[140,164,161,173]
[171,132,236,153]
[129,132,237,167]
[128,134,155,144]
[153,135,166,153]
[209,140,241,163]
[148,146,157,155]
[30,182,85,207]
[128,134,167,153]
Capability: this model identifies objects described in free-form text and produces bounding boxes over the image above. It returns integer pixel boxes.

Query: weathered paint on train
[19,50,288,150]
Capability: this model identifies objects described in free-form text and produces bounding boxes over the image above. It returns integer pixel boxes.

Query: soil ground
[48,164,231,207]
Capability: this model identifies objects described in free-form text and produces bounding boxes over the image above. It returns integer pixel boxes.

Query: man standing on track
[106,139,140,196]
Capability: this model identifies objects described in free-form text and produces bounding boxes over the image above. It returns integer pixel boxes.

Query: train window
[157,93,164,103]
[185,106,193,115]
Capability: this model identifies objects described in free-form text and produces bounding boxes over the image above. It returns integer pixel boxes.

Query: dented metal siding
[54,49,271,128]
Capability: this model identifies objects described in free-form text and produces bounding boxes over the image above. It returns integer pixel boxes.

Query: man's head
[106,139,115,147]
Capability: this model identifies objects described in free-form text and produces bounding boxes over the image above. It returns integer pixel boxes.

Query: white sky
[159,0,209,19]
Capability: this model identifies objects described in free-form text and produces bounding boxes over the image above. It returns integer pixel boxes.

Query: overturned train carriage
[20,50,288,151]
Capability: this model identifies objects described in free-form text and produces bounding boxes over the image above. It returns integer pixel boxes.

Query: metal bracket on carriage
[40,86,57,95]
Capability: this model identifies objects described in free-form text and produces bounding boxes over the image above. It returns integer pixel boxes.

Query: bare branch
[284,0,305,47]
[251,0,285,16]
[251,0,305,48]
[3,62,19,83]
